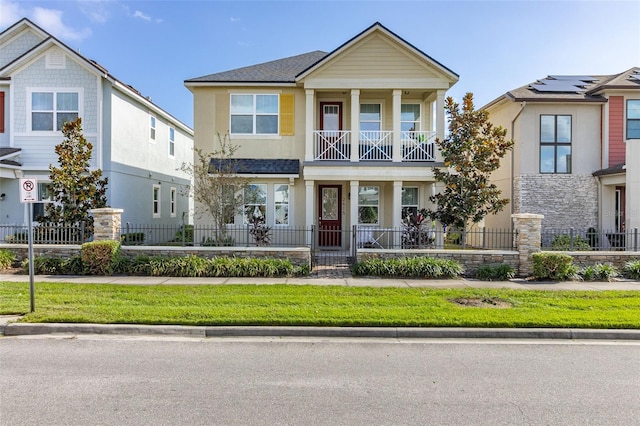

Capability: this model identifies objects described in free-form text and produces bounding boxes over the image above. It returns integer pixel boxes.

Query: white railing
[401,131,436,161]
[359,130,393,161]
[314,130,351,160]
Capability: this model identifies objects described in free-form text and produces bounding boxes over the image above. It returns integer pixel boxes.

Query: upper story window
[31,91,78,131]
[358,186,379,225]
[150,116,156,141]
[540,115,571,174]
[627,100,640,139]
[401,104,421,132]
[168,127,175,157]
[360,104,381,131]
[230,94,278,135]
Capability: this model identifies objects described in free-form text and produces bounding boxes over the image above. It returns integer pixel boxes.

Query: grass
[2,282,640,329]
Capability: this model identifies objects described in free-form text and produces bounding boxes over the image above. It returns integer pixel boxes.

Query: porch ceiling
[302,162,442,181]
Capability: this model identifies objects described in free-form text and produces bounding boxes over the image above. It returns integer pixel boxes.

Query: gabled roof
[0,18,192,134]
[185,22,458,87]
[0,148,22,168]
[484,67,640,109]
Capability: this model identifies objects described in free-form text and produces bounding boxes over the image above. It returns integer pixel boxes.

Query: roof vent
[46,47,65,69]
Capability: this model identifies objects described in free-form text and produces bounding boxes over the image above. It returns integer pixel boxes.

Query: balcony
[313,130,436,162]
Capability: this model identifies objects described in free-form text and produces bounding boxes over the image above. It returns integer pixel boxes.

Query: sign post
[19,178,37,312]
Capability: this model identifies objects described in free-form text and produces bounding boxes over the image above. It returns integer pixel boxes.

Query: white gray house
[0,18,193,227]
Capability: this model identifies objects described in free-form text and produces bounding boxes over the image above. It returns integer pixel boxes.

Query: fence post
[635,228,638,252]
[352,225,357,261]
[80,221,85,243]
[512,213,544,277]
[482,227,487,250]
[570,227,575,250]
[89,208,124,241]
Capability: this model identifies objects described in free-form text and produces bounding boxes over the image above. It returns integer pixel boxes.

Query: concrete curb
[3,322,640,340]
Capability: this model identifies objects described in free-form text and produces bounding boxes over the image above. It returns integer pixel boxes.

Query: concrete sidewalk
[2,274,640,340]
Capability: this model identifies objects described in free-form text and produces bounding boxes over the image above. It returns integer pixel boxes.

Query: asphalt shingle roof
[186,51,328,83]
[209,159,300,175]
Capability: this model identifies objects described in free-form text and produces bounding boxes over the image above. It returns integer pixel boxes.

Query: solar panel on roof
[537,79,586,86]
[530,84,586,93]
[548,75,596,81]
[631,74,640,81]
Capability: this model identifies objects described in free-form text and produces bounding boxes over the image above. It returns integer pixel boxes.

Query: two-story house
[0,18,193,227]
[185,22,458,250]
[483,67,640,242]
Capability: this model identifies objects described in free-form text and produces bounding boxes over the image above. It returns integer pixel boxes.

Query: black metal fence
[542,227,640,251]
[0,222,88,244]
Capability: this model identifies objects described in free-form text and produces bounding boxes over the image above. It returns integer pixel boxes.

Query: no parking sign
[19,178,38,203]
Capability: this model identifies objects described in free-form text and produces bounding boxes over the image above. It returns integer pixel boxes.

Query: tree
[179,133,250,244]
[425,92,513,233]
[42,118,108,231]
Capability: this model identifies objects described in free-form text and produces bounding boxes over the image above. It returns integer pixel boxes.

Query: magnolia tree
[425,92,513,236]
[41,118,108,231]
[179,133,249,244]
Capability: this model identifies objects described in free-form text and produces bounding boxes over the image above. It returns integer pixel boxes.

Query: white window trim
[358,185,380,225]
[152,184,161,218]
[273,183,290,227]
[401,186,419,217]
[27,87,83,134]
[168,127,175,158]
[229,94,280,136]
[170,186,177,217]
[401,103,421,132]
[150,115,157,143]
[359,101,384,131]
[243,183,267,225]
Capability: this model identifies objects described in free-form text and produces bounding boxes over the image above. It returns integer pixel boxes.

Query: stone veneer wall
[514,174,598,230]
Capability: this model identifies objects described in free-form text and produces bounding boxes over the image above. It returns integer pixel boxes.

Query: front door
[319,102,345,160]
[318,185,342,247]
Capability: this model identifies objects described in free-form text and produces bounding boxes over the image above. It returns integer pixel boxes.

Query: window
[358,186,379,224]
[168,127,175,157]
[152,184,161,218]
[401,187,419,219]
[627,100,640,139]
[401,104,421,132]
[274,184,289,225]
[360,104,381,131]
[170,187,177,217]
[540,115,571,174]
[32,183,51,221]
[31,91,78,131]
[150,116,156,141]
[243,184,267,224]
[0,91,5,133]
[230,94,278,135]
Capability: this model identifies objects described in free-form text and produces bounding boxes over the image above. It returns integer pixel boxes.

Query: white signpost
[19,178,37,312]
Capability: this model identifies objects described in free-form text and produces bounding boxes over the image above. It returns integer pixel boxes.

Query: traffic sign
[19,178,38,203]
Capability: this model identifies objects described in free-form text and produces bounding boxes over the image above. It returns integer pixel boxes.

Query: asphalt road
[1,336,640,425]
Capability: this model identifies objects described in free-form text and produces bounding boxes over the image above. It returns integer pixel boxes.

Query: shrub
[81,240,121,275]
[0,249,16,269]
[532,252,578,280]
[352,256,463,279]
[580,263,619,282]
[622,260,640,280]
[173,225,194,244]
[62,255,86,275]
[476,263,516,281]
[121,232,145,245]
[550,234,591,251]
[24,256,63,274]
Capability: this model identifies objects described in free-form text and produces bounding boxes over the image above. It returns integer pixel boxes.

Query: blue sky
[2,0,639,128]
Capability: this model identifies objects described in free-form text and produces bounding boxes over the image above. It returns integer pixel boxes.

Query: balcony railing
[313,130,436,162]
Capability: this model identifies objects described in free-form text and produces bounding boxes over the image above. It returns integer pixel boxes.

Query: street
[1,336,640,425]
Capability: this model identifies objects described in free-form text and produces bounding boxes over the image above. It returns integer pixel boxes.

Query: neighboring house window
[168,127,175,157]
[540,115,571,174]
[230,94,278,135]
[31,91,78,131]
[401,104,421,132]
[627,100,640,139]
[358,186,379,225]
[150,116,156,141]
[401,187,419,218]
[152,184,161,218]
[170,187,177,217]
[32,183,51,221]
[0,91,5,133]
[360,104,381,131]
[274,184,289,225]
[243,184,267,224]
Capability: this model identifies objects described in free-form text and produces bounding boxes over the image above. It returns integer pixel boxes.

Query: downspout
[510,101,527,230]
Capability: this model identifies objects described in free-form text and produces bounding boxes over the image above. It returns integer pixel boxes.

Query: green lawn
[2,282,640,329]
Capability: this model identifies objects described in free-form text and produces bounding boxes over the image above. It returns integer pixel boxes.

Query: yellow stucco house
[185,22,458,250]
[483,68,640,247]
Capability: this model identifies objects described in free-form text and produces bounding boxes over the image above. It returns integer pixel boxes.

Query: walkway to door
[312,249,353,278]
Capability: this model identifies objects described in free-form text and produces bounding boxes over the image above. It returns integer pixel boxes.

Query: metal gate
[311,225,356,267]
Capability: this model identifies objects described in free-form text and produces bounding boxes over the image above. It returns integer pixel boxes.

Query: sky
[1,0,639,128]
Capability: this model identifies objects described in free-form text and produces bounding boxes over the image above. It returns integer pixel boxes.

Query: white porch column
[627,140,640,234]
[305,180,315,245]
[350,90,360,162]
[350,180,359,230]
[435,89,446,161]
[392,90,402,162]
[392,181,403,247]
[305,89,315,162]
